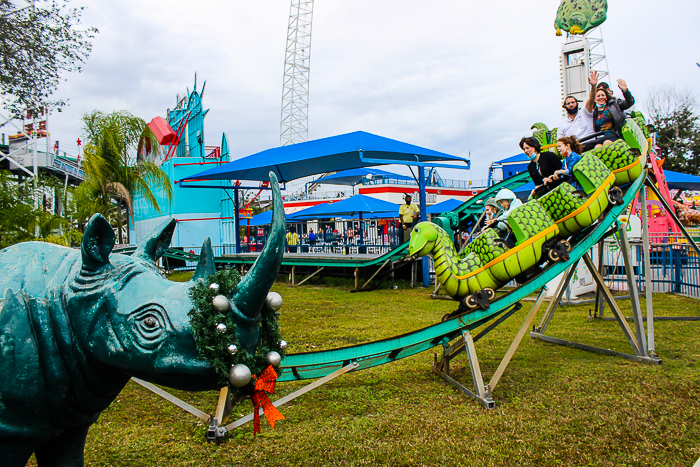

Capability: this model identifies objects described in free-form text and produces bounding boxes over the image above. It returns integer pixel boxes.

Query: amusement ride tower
[559,28,611,112]
[280,0,314,147]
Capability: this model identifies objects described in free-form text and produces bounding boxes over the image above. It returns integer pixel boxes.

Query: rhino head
[65,172,286,392]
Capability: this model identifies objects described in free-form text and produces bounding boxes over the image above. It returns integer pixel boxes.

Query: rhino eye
[143,317,158,328]
[131,306,169,350]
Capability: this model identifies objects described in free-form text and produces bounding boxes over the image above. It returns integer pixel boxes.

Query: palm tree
[80,110,173,243]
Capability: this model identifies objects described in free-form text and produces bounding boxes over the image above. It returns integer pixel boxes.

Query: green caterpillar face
[408,222,438,258]
[554,0,608,35]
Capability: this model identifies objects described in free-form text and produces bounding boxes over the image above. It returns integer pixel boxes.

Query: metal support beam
[214,387,230,424]
[535,260,579,334]
[594,240,605,318]
[582,253,641,355]
[131,378,210,422]
[646,180,700,257]
[488,287,547,392]
[616,223,648,357]
[361,259,390,290]
[223,361,358,432]
[473,303,523,343]
[293,266,324,287]
[234,186,241,254]
[530,333,662,365]
[640,185,655,354]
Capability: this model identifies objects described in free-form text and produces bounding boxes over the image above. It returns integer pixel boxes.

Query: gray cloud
[32,0,699,183]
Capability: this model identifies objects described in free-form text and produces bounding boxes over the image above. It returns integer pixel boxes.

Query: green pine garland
[187,269,286,397]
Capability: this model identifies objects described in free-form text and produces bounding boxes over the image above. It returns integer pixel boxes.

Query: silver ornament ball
[229,364,252,387]
[209,283,220,292]
[266,351,282,367]
[216,323,227,333]
[279,340,288,350]
[265,292,283,311]
[227,344,238,355]
[212,295,230,311]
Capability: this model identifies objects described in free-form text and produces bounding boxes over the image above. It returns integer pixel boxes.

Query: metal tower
[280,0,314,146]
[559,28,611,112]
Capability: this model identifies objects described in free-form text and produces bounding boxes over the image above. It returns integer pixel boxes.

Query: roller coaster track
[277,171,647,382]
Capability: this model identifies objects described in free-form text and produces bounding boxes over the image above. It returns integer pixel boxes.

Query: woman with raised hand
[592,78,635,147]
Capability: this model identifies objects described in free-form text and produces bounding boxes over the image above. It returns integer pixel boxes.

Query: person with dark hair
[552,136,584,190]
[520,136,562,198]
[591,77,635,147]
[560,71,599,150]
[399,193,419,242]
[476,197,502,235]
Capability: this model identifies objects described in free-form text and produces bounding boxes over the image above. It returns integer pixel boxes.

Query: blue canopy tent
[239,210,298,226]
[181,131,469,285]
[290,195,399,220]
[427,198,463,214]
[289,195,399,244]
[313,168,413,186]
[180,131,469,184]
[665,170,700,191]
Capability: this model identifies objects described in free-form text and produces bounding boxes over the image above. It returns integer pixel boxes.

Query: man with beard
[560,71,599,151]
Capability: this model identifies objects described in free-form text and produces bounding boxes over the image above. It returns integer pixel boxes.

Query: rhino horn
[191,238,216,282]
[81,214,115,272]
[134,218,176,263]
[233,172,285,318]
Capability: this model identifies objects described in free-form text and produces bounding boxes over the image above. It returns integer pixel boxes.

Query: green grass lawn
[30,277,700,466]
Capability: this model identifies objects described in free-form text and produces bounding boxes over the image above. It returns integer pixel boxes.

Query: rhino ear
[191,238,216,282]
[134,218,176,263]
[81,214,115,271]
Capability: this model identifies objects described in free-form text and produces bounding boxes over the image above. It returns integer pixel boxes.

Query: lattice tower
[280,0,314,146]
[559,27,611,114]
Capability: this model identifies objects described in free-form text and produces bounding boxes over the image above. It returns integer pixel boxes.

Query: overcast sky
[11,0,700,186]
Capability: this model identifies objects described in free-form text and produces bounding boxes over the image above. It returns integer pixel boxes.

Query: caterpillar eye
[414,227,420,233]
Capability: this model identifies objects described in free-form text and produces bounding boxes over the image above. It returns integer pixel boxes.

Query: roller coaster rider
[590,75,635,148]
[485,189,523,248]
[551,135,584,191]
[560,71,599,151]
[521,136,562,199]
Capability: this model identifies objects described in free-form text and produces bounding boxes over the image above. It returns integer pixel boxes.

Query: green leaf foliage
[0,0,97,115]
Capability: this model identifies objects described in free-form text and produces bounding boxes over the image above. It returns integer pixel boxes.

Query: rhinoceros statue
[0,172,285,466]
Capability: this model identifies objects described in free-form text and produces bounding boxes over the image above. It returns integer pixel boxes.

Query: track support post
[531,245,662,365]
[432,290,547,409]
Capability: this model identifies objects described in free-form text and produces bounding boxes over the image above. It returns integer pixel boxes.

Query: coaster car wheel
[541,238,559,262]
[608,187,624,206]
[548,239,572,262]
[462,288,495,311]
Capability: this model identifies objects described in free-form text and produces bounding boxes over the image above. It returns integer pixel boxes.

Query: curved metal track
[277,172,646,382]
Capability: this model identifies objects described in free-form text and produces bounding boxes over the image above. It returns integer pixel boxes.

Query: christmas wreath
[187,269,287,399]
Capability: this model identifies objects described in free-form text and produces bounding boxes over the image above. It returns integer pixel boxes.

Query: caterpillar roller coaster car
[408,116,649,313]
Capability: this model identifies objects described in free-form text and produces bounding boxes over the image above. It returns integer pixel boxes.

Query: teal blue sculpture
[0,172,285,466]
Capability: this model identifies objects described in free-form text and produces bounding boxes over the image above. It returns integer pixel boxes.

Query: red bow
[251,365,284,436]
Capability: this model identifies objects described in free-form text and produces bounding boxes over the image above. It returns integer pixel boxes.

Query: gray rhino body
[0,173,285,466]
